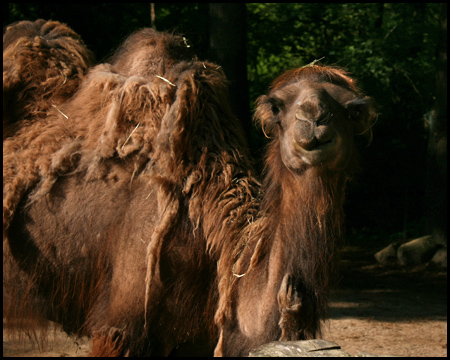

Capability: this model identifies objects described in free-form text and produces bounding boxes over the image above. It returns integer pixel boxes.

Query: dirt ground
[3,235,447,357]
[323,235,447,357]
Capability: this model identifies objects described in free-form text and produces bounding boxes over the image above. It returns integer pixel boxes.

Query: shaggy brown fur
[3,25,376,356]
[3,19,94,139]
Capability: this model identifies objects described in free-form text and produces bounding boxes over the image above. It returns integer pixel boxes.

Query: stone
[430,247,447,268]
[248,339,352,357]
[397,235,441,266]
[374,243,398,264]
[248,340,398,357]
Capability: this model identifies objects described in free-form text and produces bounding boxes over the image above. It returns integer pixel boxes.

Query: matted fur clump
[3,19,95,139]
[3,23,376,357]
[3,26,260,356]
[3,27,257,236]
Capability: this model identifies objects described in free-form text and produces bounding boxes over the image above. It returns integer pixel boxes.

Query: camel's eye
[271,104,280,115]
[269,97,283,116]
[346,97,369,121]
[316,112,332,126]
[348,108,360,119]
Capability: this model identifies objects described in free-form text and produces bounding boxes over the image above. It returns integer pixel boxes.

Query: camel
[3,25,376,356]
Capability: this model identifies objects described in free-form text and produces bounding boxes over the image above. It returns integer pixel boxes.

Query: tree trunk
[425,3,447,245]
[208,4,251,141]
[150,3,156,29]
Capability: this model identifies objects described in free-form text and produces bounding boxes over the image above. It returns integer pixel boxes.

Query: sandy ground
[3,237,447,357]
[324,290,447,357]
[323,239,447,357]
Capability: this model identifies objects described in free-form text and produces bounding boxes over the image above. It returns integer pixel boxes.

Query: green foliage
[246,3,439,108]
[246,3,442,234]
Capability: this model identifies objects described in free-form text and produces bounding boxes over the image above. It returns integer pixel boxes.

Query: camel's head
[255,66,376,172]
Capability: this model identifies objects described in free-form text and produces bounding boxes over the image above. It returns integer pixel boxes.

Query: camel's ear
[345,96,377,139]
[254,95,284,137]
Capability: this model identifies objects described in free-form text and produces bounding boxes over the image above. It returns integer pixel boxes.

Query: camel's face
[262,81,372,171]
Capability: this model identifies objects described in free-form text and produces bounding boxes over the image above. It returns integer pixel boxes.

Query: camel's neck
[225,152,347,351]
[237,143,346,335]
[215,144,349,354]
[279,167,344,290]
[260,143,347,295]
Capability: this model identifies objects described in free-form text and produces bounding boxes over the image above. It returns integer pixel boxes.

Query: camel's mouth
[315,137,335,149]
[293,136,340,166]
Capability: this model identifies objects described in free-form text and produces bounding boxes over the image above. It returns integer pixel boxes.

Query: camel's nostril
[294,119,335,151]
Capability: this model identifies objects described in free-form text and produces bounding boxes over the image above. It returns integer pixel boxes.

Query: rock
[397,235,441,266]
[430,247,447,268]
[248,339,352,357]
[248,340,398,357]
[356,351,397,357]
[374,243,398,264]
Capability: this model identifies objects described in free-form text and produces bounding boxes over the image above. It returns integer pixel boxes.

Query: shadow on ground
[330,233,447,322]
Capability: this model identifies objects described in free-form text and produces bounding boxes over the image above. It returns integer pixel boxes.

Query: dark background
[4,3,447,247]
